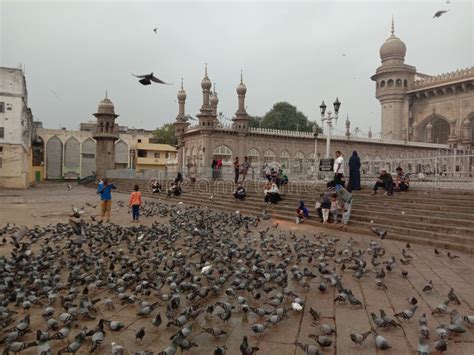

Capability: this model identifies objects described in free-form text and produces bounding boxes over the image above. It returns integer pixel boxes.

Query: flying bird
[153,27,158,34]
[433,10,449,18]
[131,73,171,86]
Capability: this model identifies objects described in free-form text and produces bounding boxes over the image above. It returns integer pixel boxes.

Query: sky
[1,0,472,136]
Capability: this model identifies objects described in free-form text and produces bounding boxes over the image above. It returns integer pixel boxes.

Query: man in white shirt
[332,151,345,187]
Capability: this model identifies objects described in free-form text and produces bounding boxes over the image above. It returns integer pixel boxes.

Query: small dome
[210,92,218,105]
[380,34,406,62]
[177,89,187,101]
[96,97,117,116]
[201,75,212,90]
[237,81,247,95]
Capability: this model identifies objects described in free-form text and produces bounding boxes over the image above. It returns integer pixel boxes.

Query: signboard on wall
[319,158,334,172]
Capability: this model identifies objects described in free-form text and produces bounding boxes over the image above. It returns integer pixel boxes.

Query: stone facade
[371,20,474,147]
[0,67,34,188]
[175,66,454,179]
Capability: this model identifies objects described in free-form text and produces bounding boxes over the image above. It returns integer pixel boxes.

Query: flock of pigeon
[0,200,472,355]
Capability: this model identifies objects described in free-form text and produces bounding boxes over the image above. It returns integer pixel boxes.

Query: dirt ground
[0,183,473,355]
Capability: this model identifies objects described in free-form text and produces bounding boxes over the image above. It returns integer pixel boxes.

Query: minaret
[210,83,219,125]
[197,64,216,128]
[345,115,351,138]
[174,78,189,172]
[368,126,373,139]
[371,18,416,141]
[93,92,119,178]
[233,70,249,131]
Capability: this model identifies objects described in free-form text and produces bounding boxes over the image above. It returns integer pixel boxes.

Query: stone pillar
[462,119,472,144]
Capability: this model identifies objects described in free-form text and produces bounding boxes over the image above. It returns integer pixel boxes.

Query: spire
[105,89,108,99]
[213,82,216,94]
[391,15,394,35]
[240,69,243,83]
[205,63,208,77]
[181,77,183,90]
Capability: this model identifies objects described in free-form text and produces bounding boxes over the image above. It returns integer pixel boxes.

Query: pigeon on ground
[350,330,372,345]
[370,226,387,239]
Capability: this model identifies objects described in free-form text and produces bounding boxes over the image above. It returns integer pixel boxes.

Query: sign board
[319,158,334,172]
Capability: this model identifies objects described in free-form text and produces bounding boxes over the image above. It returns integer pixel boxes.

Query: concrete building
[372,20,474,146]
[135,142,177,173]
[0,67,34,188]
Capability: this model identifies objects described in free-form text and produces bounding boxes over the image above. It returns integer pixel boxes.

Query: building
[372,20,474,146]
[0,67,34,188]
[135,141,177,173]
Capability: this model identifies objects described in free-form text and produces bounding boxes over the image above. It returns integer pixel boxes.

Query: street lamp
[320,97,341,158]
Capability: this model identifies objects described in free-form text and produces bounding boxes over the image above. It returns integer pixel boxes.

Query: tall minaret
[93,92,119,178]
[197,64,216,128]
[210,83,219,126]
[174,78,189,172]
[233,70,249,131]
[371,18,416,140]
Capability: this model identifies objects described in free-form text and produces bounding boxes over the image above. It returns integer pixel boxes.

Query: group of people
[233,156,252,184]
[327,150,361,192]
[372,166,409,196]
[263,165,289,187]
[211,159,223,180]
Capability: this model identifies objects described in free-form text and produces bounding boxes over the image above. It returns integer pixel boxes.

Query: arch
[294,151,305,160]
[81,138,96,177]
[293,151,305,174]
[280,150,290,170]
[404,79,408,87]
[419,115,450,144]
[387,79,394,87]
[213,145,232,163]
[115,140,128,168]
[46,136,63,179]
[380,80,385,88]
[64,137,80,173]
[248,148,260,158]
[396,79,402,87]
[263,149,275,163]
[280,150,290,159]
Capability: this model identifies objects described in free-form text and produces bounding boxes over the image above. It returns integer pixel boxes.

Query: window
[138,139,142,143]
[0,127,4,138]
[0,146,2,152]
[154,152,160,158]
[82,153,94,159]
[137,150,147,158]
[166,152,170,159]
[0,102,4,113]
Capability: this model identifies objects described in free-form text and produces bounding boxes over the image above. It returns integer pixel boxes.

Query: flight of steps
[87,179,474,254]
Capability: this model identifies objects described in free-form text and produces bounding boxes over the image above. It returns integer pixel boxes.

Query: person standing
[129,184,142,222]
[233,157,240,184]
[211,159,217,180]
[333,151,345,187]
[241,156,251,183]
[335,184,352,230]
[347,151,361,192]
[97,179,116,223]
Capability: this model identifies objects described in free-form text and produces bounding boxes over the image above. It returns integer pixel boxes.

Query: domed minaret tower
[233,70,249,132]
[371,18,416,141]
[93,92,119,178]
[210,83,219,126]
[174,78,189,172]
[196,64,216,128]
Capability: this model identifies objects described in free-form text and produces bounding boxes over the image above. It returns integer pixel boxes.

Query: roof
[136,142,177,151]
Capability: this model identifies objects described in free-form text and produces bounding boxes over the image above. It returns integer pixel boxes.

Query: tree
[260,102,322,133]
[248,115,263,128]
[153,123,177,145]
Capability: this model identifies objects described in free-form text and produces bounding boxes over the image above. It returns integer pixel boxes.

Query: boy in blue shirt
[97,179,116,223]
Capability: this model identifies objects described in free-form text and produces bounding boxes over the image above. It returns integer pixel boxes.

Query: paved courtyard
[0,183,473,355]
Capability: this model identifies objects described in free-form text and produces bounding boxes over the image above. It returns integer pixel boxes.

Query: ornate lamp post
[320,97,341,158]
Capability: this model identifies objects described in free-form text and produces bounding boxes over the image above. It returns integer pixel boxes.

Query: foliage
[248,115,263,128]
[260,102,322,133]
[153,123,177,145]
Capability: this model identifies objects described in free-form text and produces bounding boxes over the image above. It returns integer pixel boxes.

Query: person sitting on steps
[234,184,246,200]
[393,167,409,192]
[296,200,309,224]
[151,180,161,193]
[167,182,181,197]
[264,181,281,204]
[372,169,394,196]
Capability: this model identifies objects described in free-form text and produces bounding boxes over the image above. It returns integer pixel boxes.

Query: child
[129,184,142,222]
[329,193,339,224]
[296,200,309,224]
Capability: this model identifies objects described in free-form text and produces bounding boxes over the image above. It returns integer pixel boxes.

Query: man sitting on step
[234,184,246,200]
[372,169,393,196]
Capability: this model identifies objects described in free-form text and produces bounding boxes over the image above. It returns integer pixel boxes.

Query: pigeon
[295,342,322,355]
[240,335,259,354]
[214,345,228,355]
[434,339,448,353]
[132,73,170,85]
[153,27,158,34]
[433,10,449,18]
[350,330,372,345]
[136,327,145,343]
[447,252,460,259]
[394,305,418,320]
[448,288,461,305]
[422,280,433,293]
[67,184,73,191]
[370,226,387,239]
[374,332,391,350]
[417,336,429,355]
[432,300,449,314]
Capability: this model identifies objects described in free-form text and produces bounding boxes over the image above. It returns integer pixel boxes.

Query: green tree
[260,102,322,133]
[248,115,263,128]
[153,123,177,145]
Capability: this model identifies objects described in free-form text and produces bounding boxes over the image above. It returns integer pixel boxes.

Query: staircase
[86,178,474,254]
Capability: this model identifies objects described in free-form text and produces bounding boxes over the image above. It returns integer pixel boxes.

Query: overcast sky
[1,0,472,136]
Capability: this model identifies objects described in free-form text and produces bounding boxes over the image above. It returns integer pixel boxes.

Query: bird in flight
[131,73,171,86]
[433,10,449,18]
[153,27,158,34]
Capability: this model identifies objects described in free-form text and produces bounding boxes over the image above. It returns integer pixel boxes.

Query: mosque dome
[177,89,187,101]
[201,75,212,90]
[96,97,117,116]
[379,20,406,62]
[237,81,247,95]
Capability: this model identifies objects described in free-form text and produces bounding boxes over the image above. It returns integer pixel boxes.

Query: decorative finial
[391,15,395,35]
[213,82,216,93]
[240,69,243,83]
[105,89,108,99]
[205,63,208,76]
[181,77,183,90]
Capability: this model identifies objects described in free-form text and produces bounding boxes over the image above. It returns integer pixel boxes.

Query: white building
[0,67,34,188]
